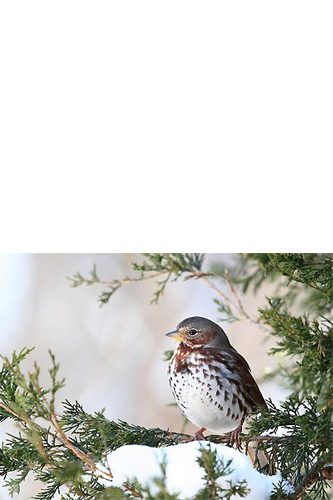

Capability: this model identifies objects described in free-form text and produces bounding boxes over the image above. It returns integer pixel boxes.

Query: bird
[166,316,267,448]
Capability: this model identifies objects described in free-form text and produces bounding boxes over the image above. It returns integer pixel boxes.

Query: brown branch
[224,270,253,321]
[0,402,57,470]
[0,401,113,482]
[123,482,144,498]
[87,271,166,287]
[191,271,265,328]
[293,460,333,499]
[79,258,264,329]
[165,428,290,445]
[50,411,99,473]
[49,410,114,481]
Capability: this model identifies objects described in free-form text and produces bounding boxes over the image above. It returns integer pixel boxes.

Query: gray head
[166,316,232,349]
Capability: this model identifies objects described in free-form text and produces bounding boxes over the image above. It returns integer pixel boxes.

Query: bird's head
[165,316,231,349]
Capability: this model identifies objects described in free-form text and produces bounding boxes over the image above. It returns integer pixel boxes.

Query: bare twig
[191,271,263,328]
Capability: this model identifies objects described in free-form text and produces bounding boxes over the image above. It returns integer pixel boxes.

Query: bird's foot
[229,418,244,451]
[193,427,207,441]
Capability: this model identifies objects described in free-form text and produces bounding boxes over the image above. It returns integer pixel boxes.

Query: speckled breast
[168,346,251,434]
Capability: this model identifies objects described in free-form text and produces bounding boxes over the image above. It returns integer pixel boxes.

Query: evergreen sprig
[248,396,332,494]
[1,253,332,498]
[68,254,206,305]
[258,299,332,409]
[237,253,333,314]
[0,347,331,498]
[0,349,258,499]
[133,253,205,303]
[67,254,254,325]
[196,445,249,499]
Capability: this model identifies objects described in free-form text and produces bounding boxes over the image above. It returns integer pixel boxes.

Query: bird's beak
[165,329,183,342]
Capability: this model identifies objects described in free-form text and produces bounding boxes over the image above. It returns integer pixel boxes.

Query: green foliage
[235,254,333,499]
[258,299,332,409]
[68,264,123,306]
[132,253,205,304]
[0,349,116,499]
[196,445,249,499]
[0,348,250,498]
[61,400,185,452]
[145,455,179,499]
[248,397,331,498]
[1,253,332,498]
[213,298,239,323]
[68,254,205,305]
[237,253,333,314]
[123,456,180,499]
[163,350,174,362]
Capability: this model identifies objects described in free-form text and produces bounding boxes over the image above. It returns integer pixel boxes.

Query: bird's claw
[229,429,243,451]
[193,427,206,441]
[229,417,245,451]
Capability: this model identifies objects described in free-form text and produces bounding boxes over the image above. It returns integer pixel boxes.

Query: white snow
[106,441,293,499]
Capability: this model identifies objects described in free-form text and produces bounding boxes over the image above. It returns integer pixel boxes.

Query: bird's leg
[193,427,206,441]
[229,417,245,450]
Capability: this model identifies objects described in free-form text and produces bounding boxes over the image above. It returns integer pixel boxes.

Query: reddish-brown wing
[224,348,267,410]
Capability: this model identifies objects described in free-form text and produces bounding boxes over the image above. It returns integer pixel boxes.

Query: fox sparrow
[166,316,267,447]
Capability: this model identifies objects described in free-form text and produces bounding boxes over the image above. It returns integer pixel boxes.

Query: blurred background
[0,254,288,499]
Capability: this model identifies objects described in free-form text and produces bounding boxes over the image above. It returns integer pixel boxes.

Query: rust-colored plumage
[166,316,266,447]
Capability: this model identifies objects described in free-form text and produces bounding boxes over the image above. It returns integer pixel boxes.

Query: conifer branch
[68,254,258,325]
[1,253,332,498]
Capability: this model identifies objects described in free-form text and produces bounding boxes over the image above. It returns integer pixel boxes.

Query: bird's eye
[188,328,198,336]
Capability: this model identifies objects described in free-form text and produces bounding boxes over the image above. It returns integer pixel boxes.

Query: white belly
[169,356,247,434]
